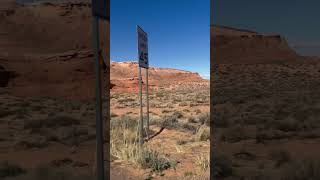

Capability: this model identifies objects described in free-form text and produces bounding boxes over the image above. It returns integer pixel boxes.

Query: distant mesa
[110,61,206,93]
[211,25,303,64]
[211,25,258,36]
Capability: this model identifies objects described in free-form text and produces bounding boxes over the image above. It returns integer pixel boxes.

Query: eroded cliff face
[111,62,202,81]
[110,61,205,93]
[0,1,205,97]
[0,0,109,56]
[0,1,109,100]
[211,25,302,64]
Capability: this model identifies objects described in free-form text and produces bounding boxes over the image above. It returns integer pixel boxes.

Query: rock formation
[211,25,303,64]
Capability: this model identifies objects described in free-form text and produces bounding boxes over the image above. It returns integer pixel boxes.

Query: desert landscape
[0,0,110,179]
[0,0,210,179]
[211,25,320,179]
[110,62,210,179]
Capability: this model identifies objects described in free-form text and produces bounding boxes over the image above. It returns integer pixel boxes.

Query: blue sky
[111,0,210,79]
[212,0,320,57]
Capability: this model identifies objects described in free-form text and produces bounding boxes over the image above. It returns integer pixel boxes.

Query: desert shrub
[182,123,198,133]
[111,115,175,173]
[179,102,188,107]
[172,111,183,119]
[167,103,174,108]
[198,112,210,126]
[112,115,138,131]
[213,154,233,178]
[111,117,138,162]
[161,115,178,129]
[111,116,139,148]
[156,92,164,98]
[116,98,135,104]
[137,149,176,173]
[195,153,210,171]
[172,98,182,104]
[195,125,210,141]
[188,116,196,123]
[161,109,171,114]
[184,171,195,177]
[0,161,26,178]
[183,109,190,112]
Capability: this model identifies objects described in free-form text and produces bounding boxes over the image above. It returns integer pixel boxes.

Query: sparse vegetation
[195,153,210,171]
[138,148,176,173]
[111,115,177,174]
[212,63,320,179]
[195,125,210,141]
[198,112,210,126]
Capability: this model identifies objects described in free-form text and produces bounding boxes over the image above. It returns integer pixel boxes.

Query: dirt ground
[110,82,210,179]
[211,62,320,180]
[0,80,210,180]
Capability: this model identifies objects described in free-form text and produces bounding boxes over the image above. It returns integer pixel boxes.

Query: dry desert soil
[0,1,210,179]
[211,25,320,180]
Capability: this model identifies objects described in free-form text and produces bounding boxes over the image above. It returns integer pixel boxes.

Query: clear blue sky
[212,0,320,57]
[111,0,210,79]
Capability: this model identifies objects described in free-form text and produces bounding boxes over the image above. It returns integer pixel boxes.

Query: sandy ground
[110,83,210,179]
[211,62,320,179]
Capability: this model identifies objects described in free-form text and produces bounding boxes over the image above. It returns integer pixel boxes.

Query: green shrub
[138,149,176,172]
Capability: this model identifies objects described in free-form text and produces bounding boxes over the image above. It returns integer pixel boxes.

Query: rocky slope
[0,0,109,99]
[211,25,303,64]
[0,1,206,98]
[0,0,108,56]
